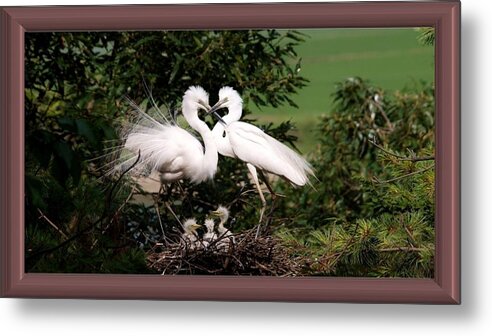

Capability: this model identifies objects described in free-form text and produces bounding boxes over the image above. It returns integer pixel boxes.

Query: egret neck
[211,101,242,158]
[181,99,219,180]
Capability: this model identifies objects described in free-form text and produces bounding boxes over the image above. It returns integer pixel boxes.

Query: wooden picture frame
[0,1,460,303]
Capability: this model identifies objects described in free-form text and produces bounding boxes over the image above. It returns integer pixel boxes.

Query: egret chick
[182,218,201,248]
[211,205,231,238]
[202,218,217,247]
[210,205,235,250]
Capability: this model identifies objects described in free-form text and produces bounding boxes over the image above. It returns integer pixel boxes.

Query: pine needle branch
[369,140,434,162]
[373,164,434,184]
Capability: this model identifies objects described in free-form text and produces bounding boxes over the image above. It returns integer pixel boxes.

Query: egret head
[218,86,242,106]
[210,205,230,223]
[182,86,211,114]
[210,86,242,111]
[183,218,201,233]
[204,218,215,232]
[208,87,243,123]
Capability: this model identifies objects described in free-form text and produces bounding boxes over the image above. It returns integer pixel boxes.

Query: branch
[104,150,141,215]
[378,247,424,252]
[26,219,100,262]
[37,209,69,240]
[372,164,434,184]
[368,140,434,162]
[372,100,394,131]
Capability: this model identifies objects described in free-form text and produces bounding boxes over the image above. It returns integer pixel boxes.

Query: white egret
[182,218,201,248]
[208,87,315,228]
[116,86,218,184]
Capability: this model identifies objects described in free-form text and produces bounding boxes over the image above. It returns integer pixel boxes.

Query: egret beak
[197,100,212,112]
[208,97,228,114]
[208,97,228,125]
[210,210,221,217]
[211,111,227,125]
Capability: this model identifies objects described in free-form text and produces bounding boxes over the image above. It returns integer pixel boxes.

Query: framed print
[0,1,460,303]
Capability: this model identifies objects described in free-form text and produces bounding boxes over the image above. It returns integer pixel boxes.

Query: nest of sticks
[146,228,307,276]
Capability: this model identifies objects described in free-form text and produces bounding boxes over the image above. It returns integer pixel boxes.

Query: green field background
[250,28,435,153]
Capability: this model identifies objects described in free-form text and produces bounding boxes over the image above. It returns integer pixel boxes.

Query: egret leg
[152,185,168,243]
[258,170,285,199]
[247,163,266,239]
[154,200,166,239]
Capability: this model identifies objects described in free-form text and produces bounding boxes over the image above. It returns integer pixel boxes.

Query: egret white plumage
[211,205,231,238]
[208,87,315,229]
[202,218,217,247]
[210,205,234,249]
[182,218,201,248]
[116,86,218,184]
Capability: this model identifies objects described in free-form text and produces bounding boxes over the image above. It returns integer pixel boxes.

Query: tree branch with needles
[369,140,434,162]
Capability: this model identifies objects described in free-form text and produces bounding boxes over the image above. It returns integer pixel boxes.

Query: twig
[90,152,141,250]
[165,202,182,227]
[328,220,361,267]
[37,209,69,240]
[368,140,434,162]
[400,215,416,248]
[105,150,141,214]
[372,100,394,131]
[153,197,166,239]
[90,187,135,250]
[373,164,434,184]
[27,218,101,262]
[378,247,424,252]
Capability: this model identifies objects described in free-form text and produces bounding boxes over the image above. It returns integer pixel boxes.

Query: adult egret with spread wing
[208,87,315,232]
[116,86,218,184]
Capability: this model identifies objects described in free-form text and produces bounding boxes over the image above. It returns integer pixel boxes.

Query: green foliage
[276,77,435,277]
[277,157,435,277]
[278,77,434,222]
[416,27,435,46]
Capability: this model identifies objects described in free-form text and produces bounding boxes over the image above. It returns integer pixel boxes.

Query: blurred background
[253,28,434,153]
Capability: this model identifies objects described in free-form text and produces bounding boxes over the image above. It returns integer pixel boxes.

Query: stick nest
[146,229,307,276]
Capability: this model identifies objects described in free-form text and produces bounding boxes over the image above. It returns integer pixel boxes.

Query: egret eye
[197,99,211,112]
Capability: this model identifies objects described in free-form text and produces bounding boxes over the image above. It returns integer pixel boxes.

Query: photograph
[24,27,436,278]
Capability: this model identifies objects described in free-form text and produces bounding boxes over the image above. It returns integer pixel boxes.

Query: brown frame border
[0,1,460,303]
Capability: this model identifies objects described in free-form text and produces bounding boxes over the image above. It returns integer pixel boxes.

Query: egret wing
[123,124,204,178]
[228,122,314,186]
